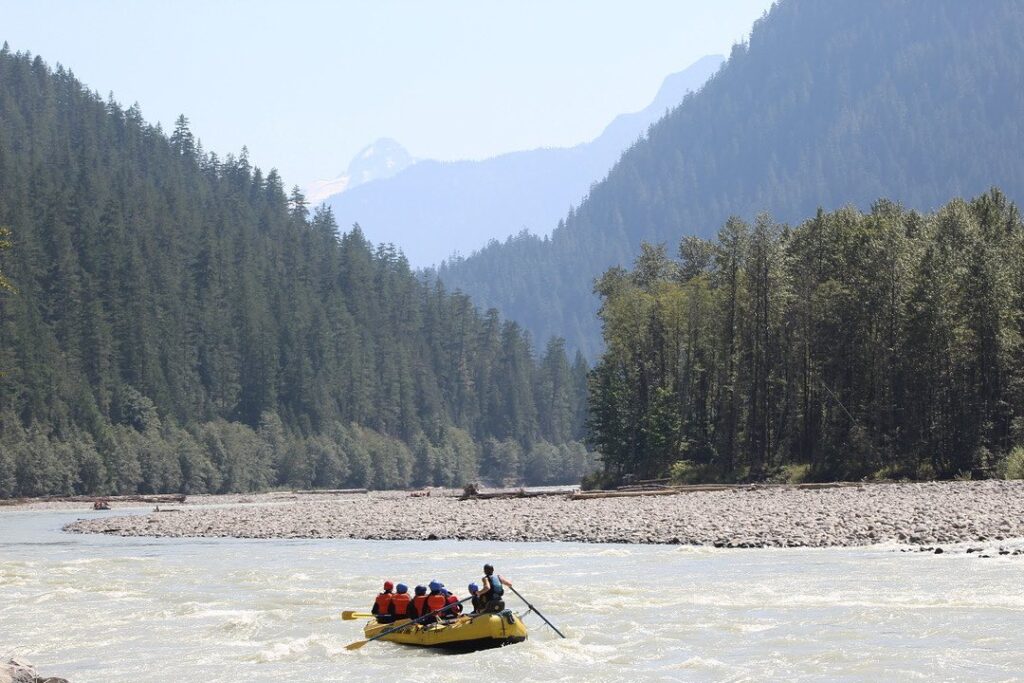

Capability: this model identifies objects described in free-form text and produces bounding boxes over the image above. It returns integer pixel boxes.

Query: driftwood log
[461,487,577,501]
[572,481,866,500]
[572,489,700,500]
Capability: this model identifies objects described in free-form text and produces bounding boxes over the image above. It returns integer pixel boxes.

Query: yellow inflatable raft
[363,611,528,652]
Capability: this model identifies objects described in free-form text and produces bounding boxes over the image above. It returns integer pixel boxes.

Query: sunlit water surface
[1,509,1022,682]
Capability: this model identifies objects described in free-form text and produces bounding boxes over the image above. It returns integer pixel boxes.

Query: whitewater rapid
[2,509,1023,681]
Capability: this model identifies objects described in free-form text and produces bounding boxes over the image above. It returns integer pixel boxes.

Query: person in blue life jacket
[479,563,512,613]
[468,582,484,614]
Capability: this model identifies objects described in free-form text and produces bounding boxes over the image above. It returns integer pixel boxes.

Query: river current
[1,508,1022,682]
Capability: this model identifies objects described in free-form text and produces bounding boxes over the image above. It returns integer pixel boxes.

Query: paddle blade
[345,639,368,651]
[341,611,372,620]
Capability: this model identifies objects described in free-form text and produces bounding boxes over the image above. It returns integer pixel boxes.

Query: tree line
[587,191,1024,484]
[0,46,595,497]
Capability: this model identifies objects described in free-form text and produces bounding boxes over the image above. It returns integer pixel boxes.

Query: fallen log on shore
[616,484,673,492]
[293,488,369,495]
[462,487,578,501]
[793,481,864,490]
[573,481,868,500]
[572,487,735,500]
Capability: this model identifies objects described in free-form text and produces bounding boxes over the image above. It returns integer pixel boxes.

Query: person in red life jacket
[467,582,484,614]
[371,580,395,623]
[388,583,412,620]
[409,585,428,619]
[421,580,447,625]
[479,564,512,613]
[443,591,463,619]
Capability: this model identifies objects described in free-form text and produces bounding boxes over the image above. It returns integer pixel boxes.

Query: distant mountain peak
[306,137,414,205]
[349,137,412,177]
[315,55,726,265]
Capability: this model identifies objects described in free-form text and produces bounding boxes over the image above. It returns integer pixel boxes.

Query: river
[1,508,1022,682]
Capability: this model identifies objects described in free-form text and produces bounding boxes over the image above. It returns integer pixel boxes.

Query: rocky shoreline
[58,480,1024,550]
[0,658,67,683]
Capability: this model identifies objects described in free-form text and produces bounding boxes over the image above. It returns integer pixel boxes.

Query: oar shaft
[510,586,565,638]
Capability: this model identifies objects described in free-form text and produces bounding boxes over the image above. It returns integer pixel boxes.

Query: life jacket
[373,591,393,615]
[483,574,504,598]
[445,594,462,615]
[425,592,447,614]
[411,595,428,618]
[390,592,411,617]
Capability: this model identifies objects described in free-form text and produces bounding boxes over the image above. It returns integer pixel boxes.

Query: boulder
[0,658,36,683]
[0,659,68,683]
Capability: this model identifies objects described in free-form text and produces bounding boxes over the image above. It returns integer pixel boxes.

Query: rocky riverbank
[59,480,1024,549]
[0,658,67,683]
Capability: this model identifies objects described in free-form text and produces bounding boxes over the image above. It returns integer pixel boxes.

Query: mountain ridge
[319,54,724,266]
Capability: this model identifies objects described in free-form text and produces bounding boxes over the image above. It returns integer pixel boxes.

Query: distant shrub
[580,469,617,491]
[1006,447,1024,480]
[870,464,901,481]
[669,459,716,485]
[763,463,811,484]
[913,461,937,481]
[669,460,698,484]
[781,463,811,484]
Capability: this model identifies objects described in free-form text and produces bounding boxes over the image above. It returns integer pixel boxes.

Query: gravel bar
[57,480,1024,549]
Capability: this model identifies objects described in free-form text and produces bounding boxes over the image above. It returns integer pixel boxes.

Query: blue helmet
[468,582,479,593]
[429,580,442,592]
[396,583,408,594]
[414,585,427,595]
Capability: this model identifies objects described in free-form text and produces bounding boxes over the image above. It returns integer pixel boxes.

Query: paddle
[340,611,373,620]
[509,585,566,638]
[344,595,473,651]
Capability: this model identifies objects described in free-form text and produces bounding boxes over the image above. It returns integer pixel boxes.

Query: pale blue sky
[1,0,772,189]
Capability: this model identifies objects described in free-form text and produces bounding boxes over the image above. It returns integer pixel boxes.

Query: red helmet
[383,580,394,591]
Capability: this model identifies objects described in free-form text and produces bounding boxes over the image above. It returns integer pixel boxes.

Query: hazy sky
[2,0,773,189]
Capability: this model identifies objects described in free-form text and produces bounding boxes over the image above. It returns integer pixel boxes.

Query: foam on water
[2,509,1024,682]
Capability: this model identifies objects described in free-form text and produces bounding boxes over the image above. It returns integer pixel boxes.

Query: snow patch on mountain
[306,138,414,205]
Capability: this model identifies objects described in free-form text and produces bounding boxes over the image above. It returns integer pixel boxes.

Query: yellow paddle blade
[345,639,368,651]
[341,611,373,620]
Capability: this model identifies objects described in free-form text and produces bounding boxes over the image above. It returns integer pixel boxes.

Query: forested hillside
[439,0,1024,357]
[588,191,1024,485]
[0,46,593,498]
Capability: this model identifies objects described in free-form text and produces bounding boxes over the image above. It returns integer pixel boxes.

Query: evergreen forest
[587,192,1024,485]
[438,0,1024,358]
[0,46,594,498]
